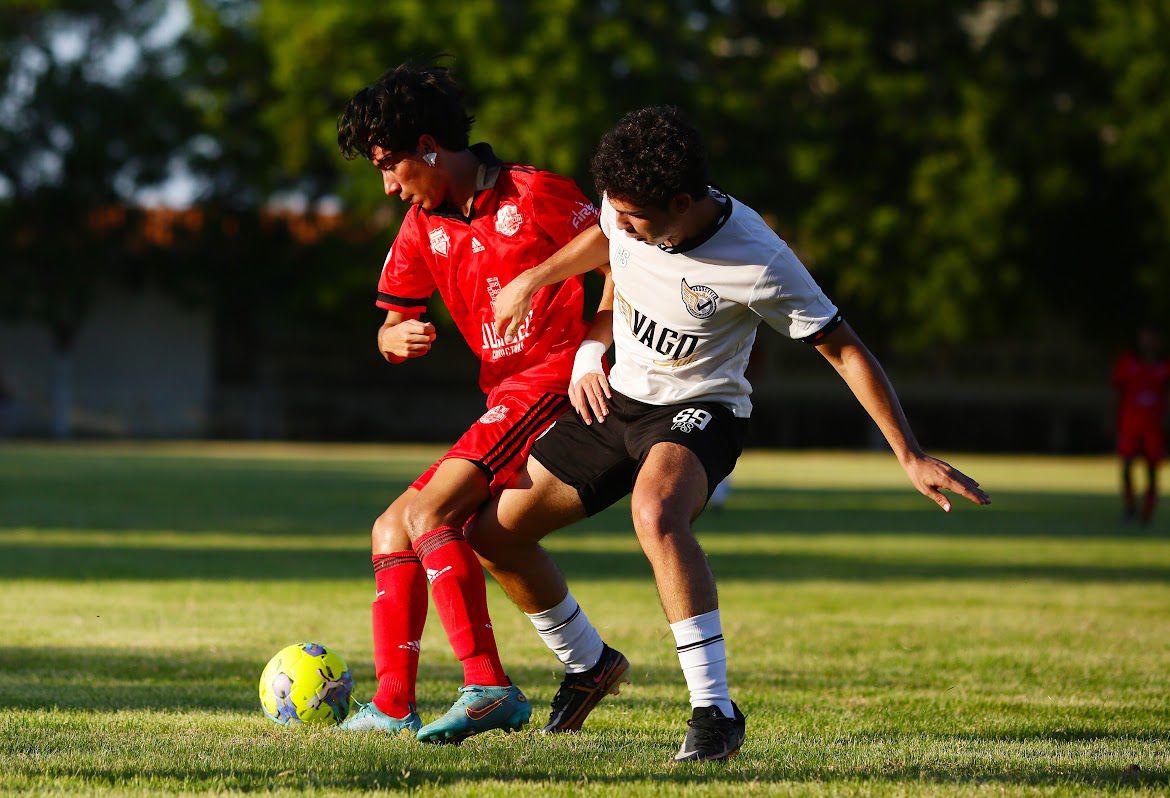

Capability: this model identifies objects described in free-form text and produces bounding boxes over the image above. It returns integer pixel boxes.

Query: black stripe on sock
[535,604,581,635]
[676,634,724,653]
[372,554,419,573]
[414,527,464,560]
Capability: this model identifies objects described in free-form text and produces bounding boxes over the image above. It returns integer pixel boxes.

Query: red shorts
[411,387,571,496]
[1118,416,1165,462]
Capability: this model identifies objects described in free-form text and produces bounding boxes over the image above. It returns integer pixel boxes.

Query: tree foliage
[247,0,1169,355]
[3,0,1169,362]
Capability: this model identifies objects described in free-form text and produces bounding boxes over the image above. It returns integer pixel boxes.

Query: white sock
[526,592,605,674]
[670,609,734,717]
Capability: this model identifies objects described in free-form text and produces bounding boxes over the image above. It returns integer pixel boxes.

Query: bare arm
[815,321,991,511]
[376,309,436,364]
[492,225,610,339]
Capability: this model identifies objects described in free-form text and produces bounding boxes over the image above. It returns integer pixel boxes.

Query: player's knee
[631,498,689,546]
[402,498,466,541]
[371,508,408,555]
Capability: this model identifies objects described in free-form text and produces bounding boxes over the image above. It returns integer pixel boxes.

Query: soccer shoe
[542,644,630,733]
[672,702,746,763]
[416,684,531,744]
[337,700,422,735]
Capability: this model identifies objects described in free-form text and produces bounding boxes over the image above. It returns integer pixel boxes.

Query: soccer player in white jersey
[469,106,992,762]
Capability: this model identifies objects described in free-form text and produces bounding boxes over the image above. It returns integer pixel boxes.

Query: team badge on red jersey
[495,204,523,236]
[429,227,450,256]
[479,404,509,424]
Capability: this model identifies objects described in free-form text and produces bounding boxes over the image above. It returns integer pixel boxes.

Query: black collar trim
[428,142,502,221]
[658,187,732,254]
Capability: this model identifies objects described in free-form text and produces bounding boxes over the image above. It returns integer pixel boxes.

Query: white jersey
[599,189,840,417]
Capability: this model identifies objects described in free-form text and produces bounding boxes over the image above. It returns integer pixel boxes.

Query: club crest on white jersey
[429,227,450,256]
[681,278,719,319]
[495,204,523,236]
[671,408,713,433]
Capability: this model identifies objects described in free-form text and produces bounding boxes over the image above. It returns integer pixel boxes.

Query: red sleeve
[1111,354,1130,391]
[524,171,599,248]
[375,210,435,316]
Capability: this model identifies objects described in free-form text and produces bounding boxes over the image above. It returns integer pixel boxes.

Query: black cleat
[672,702,746,762]
[542,644,630,733]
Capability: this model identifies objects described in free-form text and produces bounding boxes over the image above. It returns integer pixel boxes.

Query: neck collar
[430,142,502,220]
[658,187,732,254]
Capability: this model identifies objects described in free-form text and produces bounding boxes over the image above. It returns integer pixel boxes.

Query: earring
[423,151,438,166]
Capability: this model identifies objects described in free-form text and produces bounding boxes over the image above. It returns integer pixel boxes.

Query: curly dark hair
[590,106,709,208]
[338,63,474,160]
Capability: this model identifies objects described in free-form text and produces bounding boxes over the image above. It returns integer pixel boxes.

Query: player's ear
[668,193,693,216]
[417,134,439,161]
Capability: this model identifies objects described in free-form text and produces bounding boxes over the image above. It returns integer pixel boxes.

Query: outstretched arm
[814,321,991,511]
[492,225,610,339]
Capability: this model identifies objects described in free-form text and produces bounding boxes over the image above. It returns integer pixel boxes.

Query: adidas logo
[472,236,485,253]
[398,640,421,653]
[425,565,452,583]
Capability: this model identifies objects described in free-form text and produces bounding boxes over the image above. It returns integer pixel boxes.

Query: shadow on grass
[0,536,1166,582]
[0,443,1158,541]
[1,646,690,714]
[9,738,1168,792]
[6,646,1168,790]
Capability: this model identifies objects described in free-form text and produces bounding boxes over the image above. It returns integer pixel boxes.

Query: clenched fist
[378,319,436,363]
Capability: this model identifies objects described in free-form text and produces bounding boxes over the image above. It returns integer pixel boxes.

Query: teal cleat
[338,701,422,735]
[416,684,532,745]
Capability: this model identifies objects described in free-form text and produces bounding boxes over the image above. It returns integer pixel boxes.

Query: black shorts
[530,390,748,516]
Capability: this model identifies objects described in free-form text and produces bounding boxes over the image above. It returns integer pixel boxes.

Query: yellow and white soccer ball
[259,642,354,725]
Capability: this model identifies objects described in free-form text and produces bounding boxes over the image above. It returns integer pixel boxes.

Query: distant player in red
[334,64,606,742]
[1113,328,1170,524]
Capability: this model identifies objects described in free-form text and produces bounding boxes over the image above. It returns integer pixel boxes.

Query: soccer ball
[259,642,354,725]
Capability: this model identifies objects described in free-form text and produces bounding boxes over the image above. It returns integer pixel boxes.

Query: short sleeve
[375,211,435,316]
[748,244,841,342]
[597,193,616,239]
[526,172,600,247]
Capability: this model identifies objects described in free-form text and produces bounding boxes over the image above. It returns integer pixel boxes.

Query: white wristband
[571,339,607,384]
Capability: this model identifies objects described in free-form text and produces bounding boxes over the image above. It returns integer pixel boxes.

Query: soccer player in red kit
[1113,328,1170,524]
[334,64,607,743]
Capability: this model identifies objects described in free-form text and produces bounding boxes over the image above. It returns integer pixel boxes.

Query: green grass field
[2,443,1168,796]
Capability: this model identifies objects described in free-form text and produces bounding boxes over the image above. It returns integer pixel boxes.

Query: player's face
[608,197,682,246]
[370,145,448,211]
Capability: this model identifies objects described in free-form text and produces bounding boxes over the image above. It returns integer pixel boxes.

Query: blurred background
[1,0,1167,451]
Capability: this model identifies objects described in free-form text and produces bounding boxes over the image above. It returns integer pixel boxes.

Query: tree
[0,0,197,436]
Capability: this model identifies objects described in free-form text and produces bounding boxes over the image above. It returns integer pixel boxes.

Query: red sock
[415,526,509,687]
[1143,490,1158,522]
[371,551,427,717]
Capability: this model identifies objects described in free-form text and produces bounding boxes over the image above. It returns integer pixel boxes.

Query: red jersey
[376,143,599,395]
[1112,352,1170,422]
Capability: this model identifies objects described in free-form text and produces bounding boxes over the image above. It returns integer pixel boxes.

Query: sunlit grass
[2,443,1166,795]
